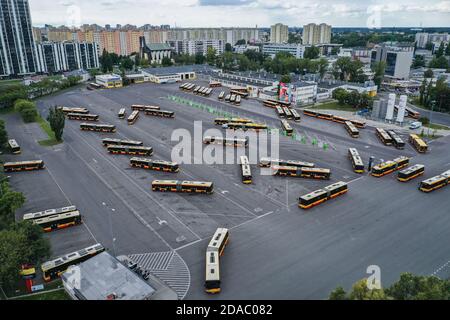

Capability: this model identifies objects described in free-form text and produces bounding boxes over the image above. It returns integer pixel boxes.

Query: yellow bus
[152,180,214,194]
[398,164,425,182]
[348,148,365,174]
[409,134,428,153]
[371,156,410,177]
[205,228,230,294]
[375,128,393,146]
[259,157,315,168]
[8,139,21,154]
[344,121,360,138]
[67,113,99,122]
[127,110,140,125]
[4,160,45,172]
[281,120,293,136]
[130,157,179,173]
[419,170,450,193]
[273,166,331,180]
[299,181,348,210]
[107,145,153,156]
[80,123,116,133]
[33,211,82,233]
[240,156,252,184]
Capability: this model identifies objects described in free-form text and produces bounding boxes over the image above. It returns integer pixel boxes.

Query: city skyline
[30,0,450,28]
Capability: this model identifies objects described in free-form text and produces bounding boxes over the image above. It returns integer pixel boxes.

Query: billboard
[279,82,292,104]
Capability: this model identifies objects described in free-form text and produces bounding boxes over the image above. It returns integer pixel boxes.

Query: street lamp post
[103,202,117,257]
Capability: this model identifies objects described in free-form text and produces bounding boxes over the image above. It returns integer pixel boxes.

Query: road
[1,80,448,299]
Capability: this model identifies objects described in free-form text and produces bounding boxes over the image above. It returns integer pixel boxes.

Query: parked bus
[348,148,365,174]
[4,160,45,172]
[33,211,82,233]
[87,83,102,90]
[41,244,105,282]
[419,170,450,193]
[209,81,222,88]
[131,105,160,111]
[230,90,249,99]
[398,164,425,182]
[371,156,410,177]
[229,94,237,104]
[273,166,331,180]
[23,206,77,222]
[316,111,333,121]
[303,109,318,117]
[130,157,179,173]
[205,88,213,96]
[375,128,393,146]
[205,228,230,294]
[240,156,252,184]
[218,91,225,100]
[281,120,293,136]
[395,105,420,119]
[225,94,231,102]
[291,109,301,122]
[193,86,202,94]
[299,181,348,210]
[275,106,285,118]
[387,130,405,149]
[67,113,99,122]
[80,123,116,133]
[8,139,21,154]
[283,107,293,120]
[266,98,290,108]
[152,180,214,194]
[409,134,428,153]
[350,119,367,129]
[127,110,140,125]
[58,107,89,114]
[107,145,153,156]
[344,121,360,138]
[235,95,241,106]
[203,136,248,148]
[118,108,126,119]
[214,118,253,125]
[145,109,175,118]
[259,157,315,168]
[223,122,268,132]
[263,100,279,109]
[332,115,348,124]
[102,138,143,147]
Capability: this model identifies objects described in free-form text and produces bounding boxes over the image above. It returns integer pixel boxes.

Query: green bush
[21,107,38,123]
[14,99,34,113]
[419,117,430,125]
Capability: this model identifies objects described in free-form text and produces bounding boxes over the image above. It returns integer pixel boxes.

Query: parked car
[409,122,422,130]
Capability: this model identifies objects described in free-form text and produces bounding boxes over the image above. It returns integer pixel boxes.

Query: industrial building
[371,43,414,80]
[262,43,308,59]
[95,74,123,88]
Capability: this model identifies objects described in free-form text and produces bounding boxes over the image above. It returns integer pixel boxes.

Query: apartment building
[263,43,308,59]
[302,23,332,45]
[270,23,289,43]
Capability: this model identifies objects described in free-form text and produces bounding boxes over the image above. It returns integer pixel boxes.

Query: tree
[14,99,38,123]
[372,61,386,87]
[134,55,141,70]
[386,273,450,300]
[195,53,206,65]
[100,49,113,73]
[332,88,348,105]
[235,39,246,46]
[445,42,450,56]
[120,57,134,70]
[0,119,8,146]
[161,56,173,67]
[206,47,217,65]
[237,55,251,71]
[47,106,65,141]
[317,58,329,81]
[280,74,292,84]
[412,55,425,68]
[304,46,320,59]
[429,56,449,69]
[225,43,232,52]
[0,85,28,109]
[419,78,427,104]
[436,42,445,58]
[0,181,26,230]
[424,69,434,78]
[425,42,433,51]
[329,286,347,300]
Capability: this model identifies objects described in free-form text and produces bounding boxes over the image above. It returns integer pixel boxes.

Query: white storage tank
[385,93,396,121]
[396,95,407,123]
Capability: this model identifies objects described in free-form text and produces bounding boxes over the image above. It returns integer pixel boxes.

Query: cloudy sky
[29,0,450,28]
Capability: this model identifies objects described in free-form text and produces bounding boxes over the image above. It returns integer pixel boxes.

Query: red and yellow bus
[299,181,348,210]
[371,156,410,177]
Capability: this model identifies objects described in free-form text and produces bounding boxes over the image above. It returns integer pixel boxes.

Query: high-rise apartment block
[270,23,289,44]
[302,23,332,45]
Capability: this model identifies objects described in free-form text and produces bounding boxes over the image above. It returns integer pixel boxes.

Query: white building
[169,39,225,56]
[415,32,449,48]
[270,23,289,44]
[263,43,308,59]
[233,45,260,54]
[292,82,318,105]
[141,65,197,84]
[95,74,123,88]
[166,28,260,45]
[371,43,414,80]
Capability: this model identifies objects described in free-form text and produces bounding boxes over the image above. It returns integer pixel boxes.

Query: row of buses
[262,98,291,109]
[276,106,301,122]
[303,109,366,129]
[205,228,230,294]
[375,128,405,149]
[273,166,331,180]
[194,86,213,97]
[220,92,242,106]
[23,205,81,233]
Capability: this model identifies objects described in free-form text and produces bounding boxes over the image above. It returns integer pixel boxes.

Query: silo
[372,100,381,119]
[396,95,407,123]
[379,99,388,120]
[385,94,396,121]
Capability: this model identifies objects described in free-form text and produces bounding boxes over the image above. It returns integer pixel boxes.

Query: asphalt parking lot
[2,80,449,299]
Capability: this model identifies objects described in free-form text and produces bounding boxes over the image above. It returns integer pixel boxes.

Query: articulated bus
[375,128,393,146]
[316,111,333,121]
[263,100,280,109]
[350,119,366,129]
[281,120,293,136]
[344,121,360,138]
[218,91,225,100]
[332,115,348,124]
[67,113,99,122]
[224,122,268,132]
[193,86,202,94]
[230,90,249,99]
[273,166,331,180]
[303,109,318,117]
[235,95,241,106]
[81,123,116,133]
[387,130,405,149]
[33,211,82,233]
[203,136,248,148]
[118,108,126,119]
[283,107,293,120]
[130,157,179,173]
[127,110,140,125]
[225,94,231,102]
[299,181,348,210]
[371,156,410,177]
[41,243,105,282]
[240,156,252,184]
[229,94,237,104]
[394,105,421,119]
[214,118,253,125]
[210,81,222,88]
[291,109,301,122]
[409,134,428,153]
[275,106,285,118]
[398,164,425,182]
[102,138,143,147]
[205,228,230,294]
[107,145,153,156]
[267,98,291,108]
[58,107,89,114]
[131,105,160,112]
[348,148,365,174]
[145,109,175,118]
[152,180,214,194]
[23,206,77,222]
[205,88,213,96]
[179,83,188,90]
[419,170,450,193]
[259,157,315,168]
[8,139,21,154]
[4,160,45,172]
